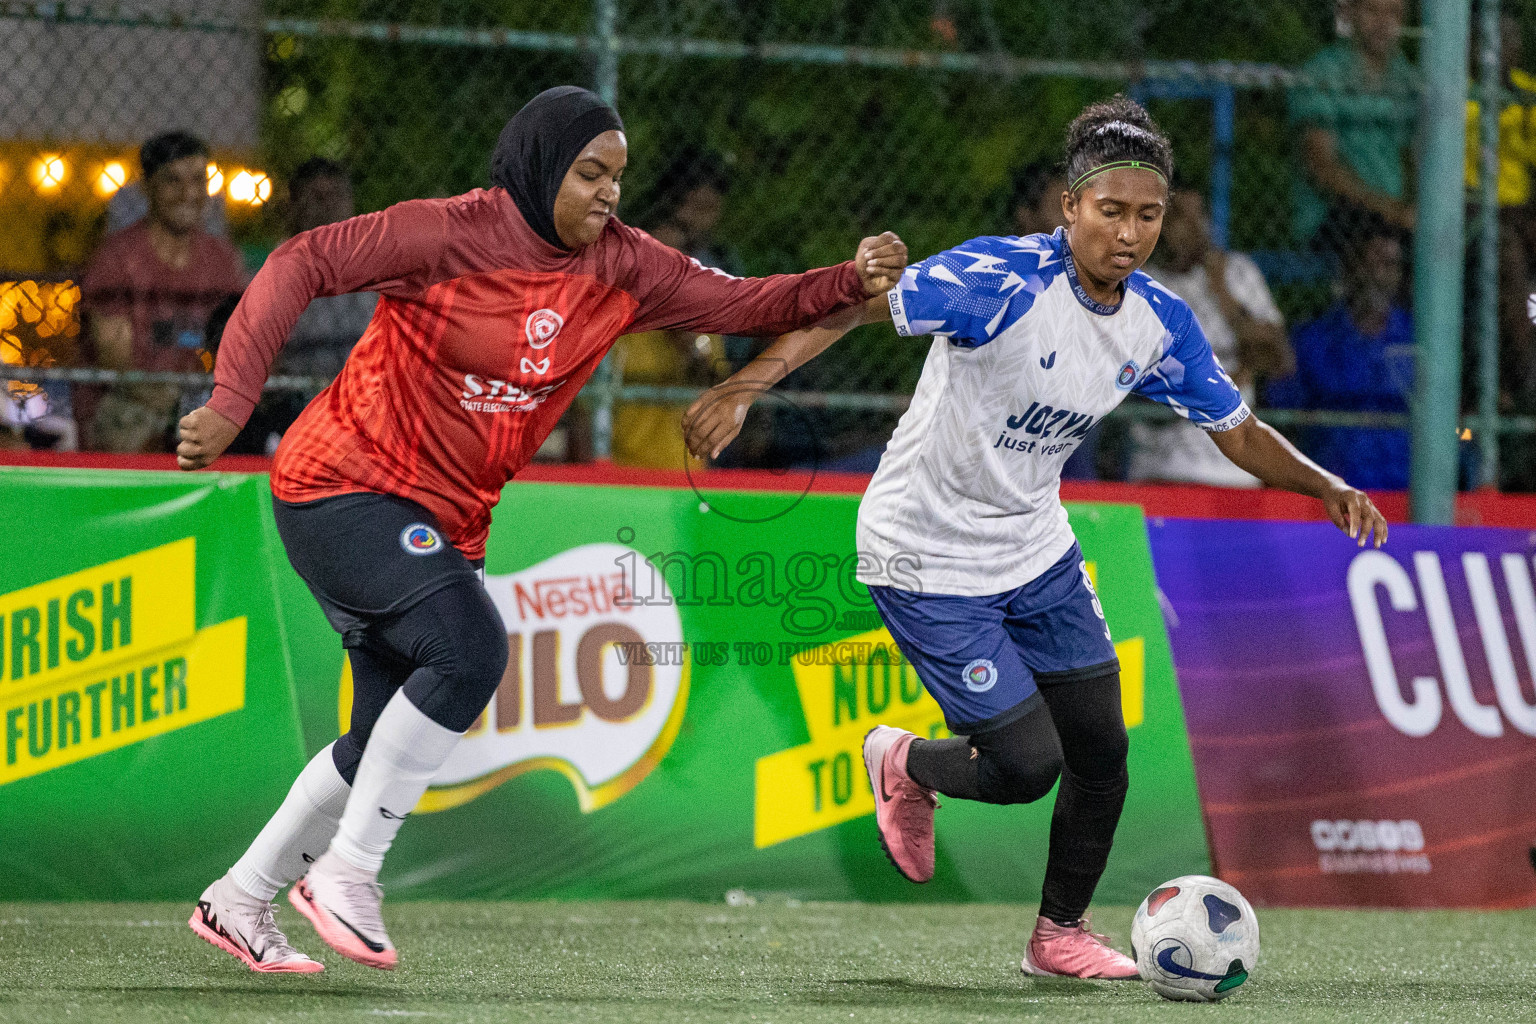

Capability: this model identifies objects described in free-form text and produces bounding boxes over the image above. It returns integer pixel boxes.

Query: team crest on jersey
[1115,359,1141,390]
[963,658,998,692]
[400,524,443,555]
[526,308,564,349]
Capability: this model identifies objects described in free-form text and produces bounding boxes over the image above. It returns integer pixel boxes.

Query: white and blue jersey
[857,227,1248,597]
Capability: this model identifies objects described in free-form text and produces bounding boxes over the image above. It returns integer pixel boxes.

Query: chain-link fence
[1,1,1533,493]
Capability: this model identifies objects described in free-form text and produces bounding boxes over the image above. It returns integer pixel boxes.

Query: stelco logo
[459,375,563,414]
[340,543,687,814]
[1348,549,1536,738]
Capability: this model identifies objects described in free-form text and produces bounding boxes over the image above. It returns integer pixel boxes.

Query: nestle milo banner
[0,468,307,900]
[0,468,1208,902]
[275,483,1210,904]
[1150,518,1536,909]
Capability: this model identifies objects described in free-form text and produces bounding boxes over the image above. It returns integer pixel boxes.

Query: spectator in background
[609,151,734,470]
[107,175,228,237]
[229,158,377,455]
[1465,15,1536,439]
[1289,0,1417,255]
[81,131,244,451]
[1010,163,1069,238]
[1267,215,1413,490]
[1134,190,1293,487]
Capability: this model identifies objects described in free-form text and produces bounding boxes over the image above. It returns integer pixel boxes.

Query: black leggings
[906,671,1129,923]
[273,492,509,784]
[332,578,508,783]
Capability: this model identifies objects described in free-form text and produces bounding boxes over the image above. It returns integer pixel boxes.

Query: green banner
[0,469,1207,902]
[0,468,307,900]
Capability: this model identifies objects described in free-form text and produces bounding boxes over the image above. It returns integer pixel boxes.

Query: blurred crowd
[6,0,1536,491]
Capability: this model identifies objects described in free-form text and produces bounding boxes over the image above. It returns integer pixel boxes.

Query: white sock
[229,742,351,901]
[328,690,461,874]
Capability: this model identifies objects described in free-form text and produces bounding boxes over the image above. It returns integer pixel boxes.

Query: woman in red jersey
[178,86,907,974]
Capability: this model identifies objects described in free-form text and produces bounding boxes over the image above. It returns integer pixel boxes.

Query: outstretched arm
[1211,415,1389,547]
[177,200,447,470]
[683,295,891,460]
[628,231,906,339]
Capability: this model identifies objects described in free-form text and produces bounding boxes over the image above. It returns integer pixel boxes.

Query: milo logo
[343,544,687,814]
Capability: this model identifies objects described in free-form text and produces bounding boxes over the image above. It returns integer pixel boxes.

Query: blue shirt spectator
[1267,222,1412,490]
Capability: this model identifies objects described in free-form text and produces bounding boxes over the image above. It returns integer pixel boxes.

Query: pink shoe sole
[288,879,397,971]
[187,911,324,974]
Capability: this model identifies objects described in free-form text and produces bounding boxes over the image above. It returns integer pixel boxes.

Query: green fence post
[1412,0,1473,524]
[1475,0,1502,488]
[590,0,621,460]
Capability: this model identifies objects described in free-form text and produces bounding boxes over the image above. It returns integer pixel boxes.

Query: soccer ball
[1130,875,1259,1002]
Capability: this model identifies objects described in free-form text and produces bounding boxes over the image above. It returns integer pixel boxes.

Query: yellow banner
[754,627,951,848]
[0,538,196,700]
[752,606,1147,848]
[0,616,247,786]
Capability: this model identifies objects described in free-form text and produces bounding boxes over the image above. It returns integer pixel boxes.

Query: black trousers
[273,492,508,783]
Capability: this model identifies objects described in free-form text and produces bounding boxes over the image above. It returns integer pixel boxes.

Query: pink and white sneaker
[188,875,324,973]
[862,725,938,883]
[1020,915,1140,980]
[288,851,397,970]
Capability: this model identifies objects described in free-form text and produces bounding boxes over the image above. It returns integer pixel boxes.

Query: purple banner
[1149,518,1536,909]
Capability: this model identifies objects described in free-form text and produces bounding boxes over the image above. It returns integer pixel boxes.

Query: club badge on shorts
[400,523,443,555]
[963,658,998,693]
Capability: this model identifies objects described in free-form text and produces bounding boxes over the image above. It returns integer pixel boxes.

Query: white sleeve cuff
[888,287,912,337]
[1198,401,1252,433]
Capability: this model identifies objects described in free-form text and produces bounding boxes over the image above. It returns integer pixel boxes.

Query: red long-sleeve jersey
[210,188,864,558]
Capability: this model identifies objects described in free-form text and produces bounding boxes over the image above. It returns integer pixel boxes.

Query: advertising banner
[1,467,1208,903]
[0,468,307,900]
[352,487,1208,903]
[1150,518,1536,908]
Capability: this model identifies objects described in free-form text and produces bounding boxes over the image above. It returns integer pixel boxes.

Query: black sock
[905,737,980,799]
[1038,766,1129,925]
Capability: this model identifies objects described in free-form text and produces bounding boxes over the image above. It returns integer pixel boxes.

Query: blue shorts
[868,542,1118,734]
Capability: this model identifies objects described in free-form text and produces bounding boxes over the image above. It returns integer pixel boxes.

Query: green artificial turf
[1,900,1532,1023]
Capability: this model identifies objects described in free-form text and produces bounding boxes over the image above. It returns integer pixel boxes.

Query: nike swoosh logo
[879,761,896,803]
[379,807,410,821]
[330,909,388,954]
[1155,945,1226,980]
[234,926,266,962]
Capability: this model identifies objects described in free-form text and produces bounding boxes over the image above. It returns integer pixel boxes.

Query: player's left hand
[1322,482,1388,548]
[177,405,241,471]
[855,232,908,296]
[683,380,764,461]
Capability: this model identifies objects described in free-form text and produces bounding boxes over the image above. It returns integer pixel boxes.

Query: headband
[1070,159,1168,193]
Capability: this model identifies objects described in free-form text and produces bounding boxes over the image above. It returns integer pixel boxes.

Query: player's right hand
[1322,481,1389,548]
[683,380,765,461]
[176,405,241,471]
[855,231,907,296]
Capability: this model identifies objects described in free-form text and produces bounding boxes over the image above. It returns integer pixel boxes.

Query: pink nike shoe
[188,875,324,973]
[288,852,397,970]
[1020,915,1140,980]
[862,725,938,883]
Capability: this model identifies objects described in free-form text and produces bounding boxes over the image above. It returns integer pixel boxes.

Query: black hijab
[490,86,625,249]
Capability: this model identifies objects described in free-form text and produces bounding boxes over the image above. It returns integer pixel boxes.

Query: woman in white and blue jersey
[685,96,1387,981]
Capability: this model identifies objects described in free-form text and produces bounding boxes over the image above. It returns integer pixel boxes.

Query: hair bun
[1063,94,1173,192]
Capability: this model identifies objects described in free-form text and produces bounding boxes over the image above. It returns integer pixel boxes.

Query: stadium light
[30,155,66,193]
[206,162,224,196]
[95,161,128,197]
[228,169,271,205]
